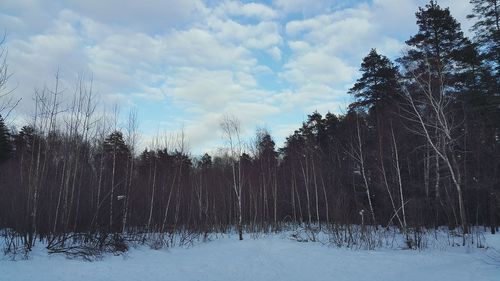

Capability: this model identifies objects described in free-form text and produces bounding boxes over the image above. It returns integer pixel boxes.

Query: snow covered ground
[1,231,499,281]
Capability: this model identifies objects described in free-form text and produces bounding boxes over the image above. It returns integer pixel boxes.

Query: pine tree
[398,0,470,94]
[468,0,500,76]
[467,0,500,139]
[349,49,403,230]
[200,153,212,169]
[468,2,500,231]
[257,130,278,165]
[349,49,400,111]
[104,131,130,156]
[0,115,12,162]
[397,1,473,235]
[104,131,130,232]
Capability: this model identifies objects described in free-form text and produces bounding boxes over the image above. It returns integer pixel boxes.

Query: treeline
[0,0,499,252]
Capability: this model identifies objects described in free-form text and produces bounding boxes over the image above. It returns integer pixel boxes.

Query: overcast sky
[1,0,473,154]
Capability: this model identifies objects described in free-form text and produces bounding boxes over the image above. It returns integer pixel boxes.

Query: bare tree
[401,62,469,240]
[122,109,139,233]
[220,115,244,240]
[390,122,407,232]
[146,134,159,233]
[109,104,120,232]
[347,115,376,225]
[0,34,20,118]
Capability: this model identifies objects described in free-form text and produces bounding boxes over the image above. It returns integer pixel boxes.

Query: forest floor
[1,230,499,281]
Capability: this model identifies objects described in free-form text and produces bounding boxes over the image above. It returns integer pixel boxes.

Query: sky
[0,0,473,155]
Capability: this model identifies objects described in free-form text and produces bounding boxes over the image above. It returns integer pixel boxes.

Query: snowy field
[1,232,499,281]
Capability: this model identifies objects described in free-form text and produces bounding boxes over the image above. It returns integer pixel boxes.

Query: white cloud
[2,0,476,153]
[6,17,90,112]
[206,17,282,53]
[268,46,282,61]
[0,14,24,33]
[370,0,473,37]
[65,0,207,31]
[433,0,474,34]
[283,52,355,85]
[164,28,253,68]
[273,0,345,15]
[167,68,245,109]
[0,0,61,37]
[285,7,376,58]
[215,1,278,20]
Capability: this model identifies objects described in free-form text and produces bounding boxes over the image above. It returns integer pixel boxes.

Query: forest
[0,0,499,258]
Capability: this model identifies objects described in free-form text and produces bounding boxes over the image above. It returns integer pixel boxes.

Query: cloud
[6,16,90,113]
[435,0,474,33]
[1,0,476,153]
[215,1,278,20]
[167,68,246,109]
[159,27,256,70]
[268,46,282,61]
[182,99,280,153]
[65,0,207,31]
[0,0,61,37]
[285,5,385,58]
[273,0,349,15]
[283,52,355,85]
[207,17,282,50]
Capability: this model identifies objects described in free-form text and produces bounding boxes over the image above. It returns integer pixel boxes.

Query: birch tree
[220,115,244,240]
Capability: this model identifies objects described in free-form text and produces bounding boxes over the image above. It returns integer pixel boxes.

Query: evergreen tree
[349,49,401,112]
[301,111,325,147]
[348,49,401,183]
[467,0,500,143]
[0,115,12,162]
[321,112,340,157]
[257,130,278,166]
[104,131,130,157]
[468,0,500,76]
[398,0,470,95]
[200,153,213,169]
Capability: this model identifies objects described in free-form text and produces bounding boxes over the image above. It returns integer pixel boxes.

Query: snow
[1,232,499,281]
